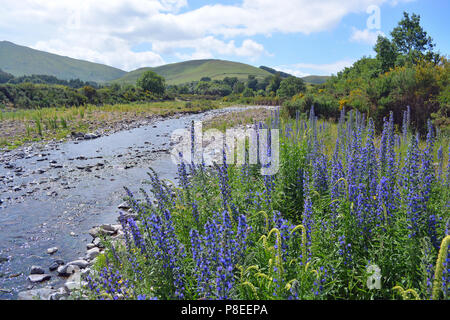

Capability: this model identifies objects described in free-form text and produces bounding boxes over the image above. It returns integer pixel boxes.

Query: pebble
[93,237,105,248]
[64,272,83,292]
[47,247,58,254]
[28,274,51,283]
[49,260,65,271]
[85,247,100,261]
[49,287,69,300]
[18,288,55,300]
[67,259,89,269]
[30,266,45,275]
[57,264,80,277]
[118,202,130,210]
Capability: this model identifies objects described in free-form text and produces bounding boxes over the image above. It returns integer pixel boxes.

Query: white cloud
[34,36,165,71]
[350,28,385,45]
[153,37,268,60]
[0,0,412,70]
[276,59,356,76]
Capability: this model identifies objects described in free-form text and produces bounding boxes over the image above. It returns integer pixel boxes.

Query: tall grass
[0,100,232,148]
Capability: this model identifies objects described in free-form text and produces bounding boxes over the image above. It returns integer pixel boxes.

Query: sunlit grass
[0,100,233,149]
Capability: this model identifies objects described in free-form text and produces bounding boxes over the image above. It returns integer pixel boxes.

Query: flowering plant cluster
[85,106,449,300]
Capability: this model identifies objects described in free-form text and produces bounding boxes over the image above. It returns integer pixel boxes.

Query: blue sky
[0,0,448,76]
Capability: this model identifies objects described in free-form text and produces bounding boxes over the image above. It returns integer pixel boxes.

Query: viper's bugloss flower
[127,217,146,254]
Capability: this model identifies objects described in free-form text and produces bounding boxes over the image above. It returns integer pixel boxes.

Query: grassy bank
[0,99,233,149]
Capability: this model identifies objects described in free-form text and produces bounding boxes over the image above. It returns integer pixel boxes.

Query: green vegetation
[137,70,166,95]
[277,77,307,99]
[83,107,449,300]
[0,41,126,82]
[301,75,331,85]
[2,73,98,88]
[284,12,449,134]
[0,100,230,149]
[0,82,164,109]
[167,73,306,103]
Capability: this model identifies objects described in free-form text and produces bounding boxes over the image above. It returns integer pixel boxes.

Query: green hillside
[301,75,330,84]
[114,59,274,85]
[0,41,126,82]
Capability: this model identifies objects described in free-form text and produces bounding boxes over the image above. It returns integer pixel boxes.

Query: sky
[0,0,448,76]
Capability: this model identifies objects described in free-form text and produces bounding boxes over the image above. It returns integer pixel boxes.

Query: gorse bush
[84,106,449,300]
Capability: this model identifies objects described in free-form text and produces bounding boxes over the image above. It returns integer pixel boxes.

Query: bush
[137,70,166,96]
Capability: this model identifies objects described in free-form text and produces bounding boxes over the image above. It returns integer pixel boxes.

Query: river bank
[0,105,277,299]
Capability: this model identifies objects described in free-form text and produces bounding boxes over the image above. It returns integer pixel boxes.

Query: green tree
[194,81,211,95]
[277,76,306,98]
[267,73,282,94]
[223,77,238,88]
[374,35,398,73]
[242,87,254,97]
[246,75,258,91]
[257,76,271,91]
[233,81,245,94]
[137,70,165,95]
[390,12,438,63]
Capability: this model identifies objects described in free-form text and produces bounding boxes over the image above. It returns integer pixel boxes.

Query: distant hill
[259,65,330,84]
[259,66,293,78]
[301,75,330,85]
[114,59,274,85]
[0,41,126,82]
[0,41,331,86]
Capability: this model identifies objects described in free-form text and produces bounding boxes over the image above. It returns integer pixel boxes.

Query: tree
[246,75,258,91]
[137,70,165,95]
[242,87,254,97]
[257,76,271,91]
[390,12,438,63]
[374,35,398,73]
[223,76,238,88]
[82,85,97,103]
[267,73,282,93]
[233,81,245,94]
[277,76,306,98]
[194,81,211,95]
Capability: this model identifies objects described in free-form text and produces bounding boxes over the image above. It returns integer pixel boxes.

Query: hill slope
[301,75,330,84]
[0,41,126,82]
[114,59,274,85]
